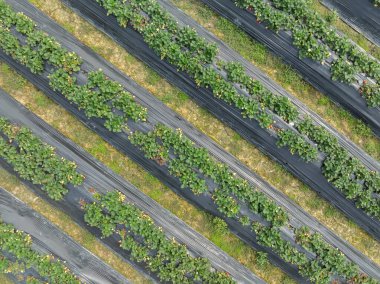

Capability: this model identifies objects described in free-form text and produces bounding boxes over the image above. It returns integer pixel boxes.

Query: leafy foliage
[223,62,299,122]
[297,118,380,218]
[331,57,357,83]
[277,129,318,162]
[0,220,81,283]
[235,0,380,107]
[0,117,83,200]
[0,0,147,131]
[360,81,380,107]
[83,191,234,283]
[295,226,378,284]
[129,124,288,227]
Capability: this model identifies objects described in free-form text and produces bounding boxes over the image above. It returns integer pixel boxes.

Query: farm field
[0,0,379,283]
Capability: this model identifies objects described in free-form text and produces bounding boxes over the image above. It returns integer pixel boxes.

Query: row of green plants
[128,124,376,283]
[0,2,377,282]
[0,117,84,200]
[96,0,306,130]
[129,124,288,226]
[374,0,380,7]
[296,119,380,218]
[253,223,377,284]
[0,219,81,283]
[234,0,380,107]
[83,191,234,283]
[223,61,380,217]
[96,0,332,171]
[0,0,147,132]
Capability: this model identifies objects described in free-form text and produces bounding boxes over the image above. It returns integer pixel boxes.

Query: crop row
[0,117,83,200]
[0,219,81,283]
[0,0,147,132]
[223,61,380,217]
[0,2,377,282]
[235,0,380,107]
[129,124,376,283]
[83,191,234,283]
[296,119,380,218]
[253,223,376,283]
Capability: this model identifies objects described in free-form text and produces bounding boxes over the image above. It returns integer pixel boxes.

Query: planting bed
[0,91,257,283]
[0,188,130,284]
[200,0,380,135]
[321,0,380,47]
[0,1,379,282]
[55,0,380,234]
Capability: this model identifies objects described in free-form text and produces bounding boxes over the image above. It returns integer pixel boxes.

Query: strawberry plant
[0,118,84,200]
[235,0,380,107]
[129,124,288,227]
[277,129,318,162]
[360,82,380,107]
[0,220,81,283]
[0,0,147,131]
[83,191,234,283]
[296,118,380,218]
[331,57,357,83]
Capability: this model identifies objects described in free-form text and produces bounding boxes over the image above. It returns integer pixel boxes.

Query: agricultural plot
[55,0,380,237]
[0,91,255,283]
[200,0,380,135]
[0,188,130,284]
[0,1,379,283]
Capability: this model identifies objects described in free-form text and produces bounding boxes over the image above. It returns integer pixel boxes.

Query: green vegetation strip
[0,117,83,200]
[94,0,379,217]
[0,219,81,284]
[236,0,380,107]
[8,0,380,273]
[84,191,233,283]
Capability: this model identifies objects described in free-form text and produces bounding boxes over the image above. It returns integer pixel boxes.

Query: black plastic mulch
[321,0,380,47]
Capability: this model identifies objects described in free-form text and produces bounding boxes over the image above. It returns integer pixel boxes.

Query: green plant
[360,81,380,107]
[0,117,84,200]
[83,191,234,283]
[0,0,147,131]
[0,220,81,283]
[235,0,380,107]
[277,129,318,162]
[331,57,357,84]
[255,251,269,267]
